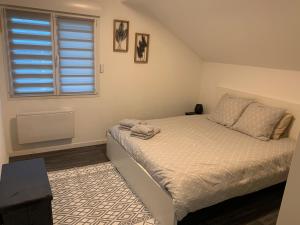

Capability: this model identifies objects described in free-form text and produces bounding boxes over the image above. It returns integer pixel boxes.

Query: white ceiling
[125,0,300,71]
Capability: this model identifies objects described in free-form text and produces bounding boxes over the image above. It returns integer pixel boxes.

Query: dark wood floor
[10,145,285,225]
[10,145,108,172]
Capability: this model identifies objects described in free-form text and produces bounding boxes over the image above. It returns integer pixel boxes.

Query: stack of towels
[119,119,161,140]
[119,119,147,130]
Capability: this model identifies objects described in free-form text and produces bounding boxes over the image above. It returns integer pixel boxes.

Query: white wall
[0,97,8,175]
[0,0,203,155]
[0,101,8,162]
[126,0,300,71]
[276,133,300,225]
[199,62,300,113]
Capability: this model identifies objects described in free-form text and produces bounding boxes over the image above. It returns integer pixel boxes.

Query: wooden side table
[0,158,53,225]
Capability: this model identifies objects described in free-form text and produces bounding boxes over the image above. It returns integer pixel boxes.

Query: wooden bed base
[106,133,177,225]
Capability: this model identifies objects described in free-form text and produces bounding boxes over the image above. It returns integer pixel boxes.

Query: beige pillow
[208,94,254,127]
[233,103,286,141]
[271,113,293,139]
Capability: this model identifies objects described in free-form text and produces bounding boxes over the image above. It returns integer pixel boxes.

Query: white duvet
[109,115,296,220]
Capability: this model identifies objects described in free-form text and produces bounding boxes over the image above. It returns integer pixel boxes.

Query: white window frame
[1,6,99,98]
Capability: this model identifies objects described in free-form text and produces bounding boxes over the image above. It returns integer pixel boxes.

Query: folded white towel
[119,119,147,129]
[119,125,131,131]
[130,124,160,140]
[131,124,160,136]
[131,132,156,140]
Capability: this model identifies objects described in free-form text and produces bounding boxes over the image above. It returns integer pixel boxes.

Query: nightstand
[186,104,204,116]
[185,112,197,115]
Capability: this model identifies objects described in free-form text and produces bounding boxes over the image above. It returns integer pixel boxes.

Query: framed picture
[134,33,150,63]
[113,19,129,52]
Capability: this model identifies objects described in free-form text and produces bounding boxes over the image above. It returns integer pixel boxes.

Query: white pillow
[233,103,286,141]
[272,113,293,139]
[208,94,254,127]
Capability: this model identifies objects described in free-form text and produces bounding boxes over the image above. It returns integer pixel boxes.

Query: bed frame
[107,133,177,225]
[107,87,300,225]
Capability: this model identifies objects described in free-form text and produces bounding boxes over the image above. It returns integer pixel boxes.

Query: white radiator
[17,110,75,144]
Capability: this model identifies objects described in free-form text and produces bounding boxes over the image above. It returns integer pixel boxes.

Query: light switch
[100,64,104,73]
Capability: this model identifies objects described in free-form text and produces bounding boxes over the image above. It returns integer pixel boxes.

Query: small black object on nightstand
[195,104,204,114]
[186,104,204,115]
[185,112,197,115]
[0,158,53,225]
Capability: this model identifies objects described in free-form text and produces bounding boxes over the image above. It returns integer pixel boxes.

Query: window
[3,8,97,96]
[56,17,95,94]
[5,9,54,95]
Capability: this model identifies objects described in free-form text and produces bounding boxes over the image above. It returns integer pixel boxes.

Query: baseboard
[9,139,107,157]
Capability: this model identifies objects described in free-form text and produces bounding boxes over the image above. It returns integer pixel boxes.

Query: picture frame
[134,33,150,63]
[113,19,129,52]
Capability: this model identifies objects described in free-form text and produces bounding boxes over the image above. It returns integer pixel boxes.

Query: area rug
[48,162,157,225]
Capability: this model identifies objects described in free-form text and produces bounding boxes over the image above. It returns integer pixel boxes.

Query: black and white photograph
[134,33,150,63]
[113,19,129,52]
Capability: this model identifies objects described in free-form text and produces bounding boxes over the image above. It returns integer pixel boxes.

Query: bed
[107,88,299,225]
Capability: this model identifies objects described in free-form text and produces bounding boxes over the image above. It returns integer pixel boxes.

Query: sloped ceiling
[125,0,300,70]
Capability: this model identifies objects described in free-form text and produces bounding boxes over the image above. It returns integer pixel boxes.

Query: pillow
[232,103,286,141]
[271,113,293,139]
[208,94,254,127]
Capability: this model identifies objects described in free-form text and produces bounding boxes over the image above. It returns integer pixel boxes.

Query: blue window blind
[4,8,97,97]
[57,17,95,94]
[5,9,55,96]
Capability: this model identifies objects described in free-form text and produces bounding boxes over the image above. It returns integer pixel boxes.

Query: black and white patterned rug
[48,162,157,225]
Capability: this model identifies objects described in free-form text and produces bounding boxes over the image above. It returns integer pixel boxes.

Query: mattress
[108,115,296,220]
